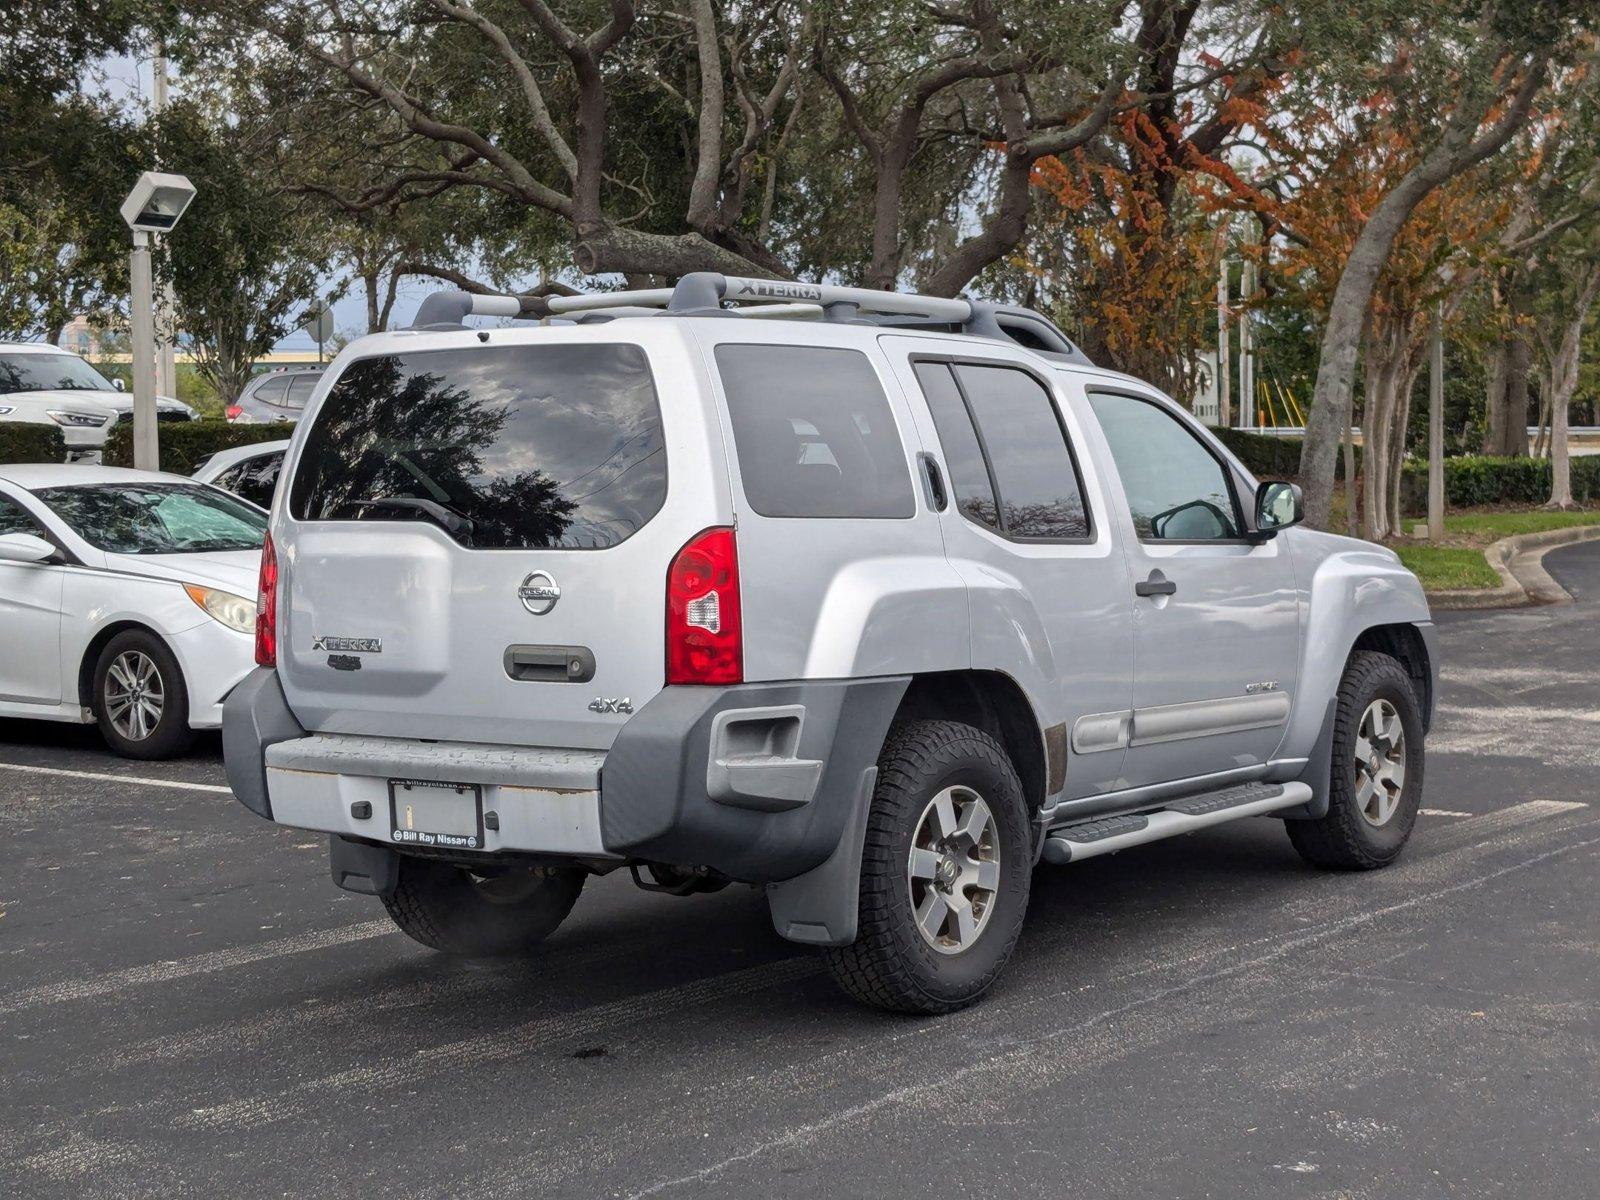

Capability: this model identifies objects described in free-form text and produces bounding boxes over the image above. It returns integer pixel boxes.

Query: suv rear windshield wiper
[348,496,475,539]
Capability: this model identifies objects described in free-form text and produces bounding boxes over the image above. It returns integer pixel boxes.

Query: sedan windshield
[0,353,116,395]
[34,483,267,555]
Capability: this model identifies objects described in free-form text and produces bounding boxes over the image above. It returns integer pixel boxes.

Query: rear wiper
[349,496,475,538]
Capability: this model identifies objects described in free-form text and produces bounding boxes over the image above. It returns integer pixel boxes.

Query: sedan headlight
[47,409,111,428]
[184,584,256,633]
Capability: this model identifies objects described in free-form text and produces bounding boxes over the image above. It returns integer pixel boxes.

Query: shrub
[1207,427,1358,479]
[102,419,291,475]
[1400,455,1600,512]
[0,422,67,465]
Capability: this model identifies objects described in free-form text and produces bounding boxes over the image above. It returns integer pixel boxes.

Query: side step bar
[1041,782,1313,865]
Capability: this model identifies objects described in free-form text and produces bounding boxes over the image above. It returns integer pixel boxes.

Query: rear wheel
[1287,650,1425,870]
[825,720,1031,1014]
[92,631,196,760]
[382,856,586,956]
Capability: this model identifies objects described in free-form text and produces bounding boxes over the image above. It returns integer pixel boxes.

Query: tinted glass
[289,344,666,550]
[285,374,318,407]
[914,361,998,529]
[717,345,914,519]
[252,376,289,404]
[0,495,42,536]
[1087,392,1240,540]
[0,353,114,394]
[36,484,267,554]
[952,364,1089,539]
[212,453,282,509]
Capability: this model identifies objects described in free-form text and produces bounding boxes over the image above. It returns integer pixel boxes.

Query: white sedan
[0,464,265,759]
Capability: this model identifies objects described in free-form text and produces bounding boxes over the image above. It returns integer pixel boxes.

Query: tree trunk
[1297,54,1547,528]
[1387,365,1417,537]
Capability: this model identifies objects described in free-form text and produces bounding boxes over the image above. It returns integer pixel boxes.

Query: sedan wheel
[92,631,195,760]
[104,650,165,743]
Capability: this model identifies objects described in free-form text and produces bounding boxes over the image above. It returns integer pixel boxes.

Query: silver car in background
[227,367,324,424]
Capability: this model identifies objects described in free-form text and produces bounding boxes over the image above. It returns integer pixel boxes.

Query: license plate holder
[388,779,485,850]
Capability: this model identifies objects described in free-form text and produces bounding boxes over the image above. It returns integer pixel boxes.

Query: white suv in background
[0,343,198,460]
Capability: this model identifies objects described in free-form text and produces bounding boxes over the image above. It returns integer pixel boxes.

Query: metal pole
[130,232,159,471]
[1217,259,1231,428]
[153,44,178,404]
[1428,302,1445,541]
[1237,261,1249,428]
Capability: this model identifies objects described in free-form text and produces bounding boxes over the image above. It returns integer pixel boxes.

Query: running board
[1041,782,1313,865]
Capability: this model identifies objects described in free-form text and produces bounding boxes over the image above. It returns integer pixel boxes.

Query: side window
[252,376,289,405]
[210,464,247,495]
[717,344,915,519]
[914,362,999,530]
[237,455,283,509]
[1087,392,1241,541]
[0,495,42,536]
[915,361,1091,540]
[285,375,318,408]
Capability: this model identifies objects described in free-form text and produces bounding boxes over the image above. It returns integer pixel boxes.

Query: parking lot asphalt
[2,544,1597,1200]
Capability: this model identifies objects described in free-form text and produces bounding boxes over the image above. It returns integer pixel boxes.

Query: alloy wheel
[1354,698,1406,827]
[105,650,164,742]
[907,785,1001,955]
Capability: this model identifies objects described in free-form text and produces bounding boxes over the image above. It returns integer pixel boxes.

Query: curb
[1428,523,1600,610]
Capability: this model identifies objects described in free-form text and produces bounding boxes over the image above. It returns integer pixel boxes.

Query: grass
[1388,506,1600,593]
[1394,546,1501,592]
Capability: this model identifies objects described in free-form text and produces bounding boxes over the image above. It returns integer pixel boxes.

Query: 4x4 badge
[518,571,561,615]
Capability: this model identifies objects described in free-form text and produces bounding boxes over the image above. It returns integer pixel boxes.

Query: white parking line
[1421,808,1474,817]
[0,921,395,1017]
[0,760,232,795]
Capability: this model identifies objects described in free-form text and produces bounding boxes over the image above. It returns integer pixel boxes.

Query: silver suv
[224,274,1437,1013]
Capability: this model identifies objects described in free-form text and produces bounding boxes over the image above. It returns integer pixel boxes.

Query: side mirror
[1254,481,1304,535]
[113,378,126,392]
[0,532,58,564]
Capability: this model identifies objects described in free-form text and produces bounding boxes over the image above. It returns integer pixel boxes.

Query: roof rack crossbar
[404,276,1093,365]
[669,272,973,322]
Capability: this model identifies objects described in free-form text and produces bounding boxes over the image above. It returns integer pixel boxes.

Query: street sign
[303,302,335,364]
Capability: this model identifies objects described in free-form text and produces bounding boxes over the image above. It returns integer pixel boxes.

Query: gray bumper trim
[265,735,604,791]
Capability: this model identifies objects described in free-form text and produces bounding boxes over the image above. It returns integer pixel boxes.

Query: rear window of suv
[288,344,666,550]
[716,344,914,519]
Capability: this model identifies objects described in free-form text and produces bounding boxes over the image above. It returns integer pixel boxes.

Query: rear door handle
[917,452,948,512]
[1135,572,1177,598]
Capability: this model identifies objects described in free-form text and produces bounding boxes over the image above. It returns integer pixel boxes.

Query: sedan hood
[110,549,261,597]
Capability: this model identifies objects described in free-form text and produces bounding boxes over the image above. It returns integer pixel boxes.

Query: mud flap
[764,767,876,947]
[330,835,399,897]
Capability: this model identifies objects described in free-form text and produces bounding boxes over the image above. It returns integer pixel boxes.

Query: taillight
[666,527,741,685]
[225,405,243,421]
[255,531,278,667]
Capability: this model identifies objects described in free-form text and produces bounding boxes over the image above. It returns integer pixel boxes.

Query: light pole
[119,172,195,471]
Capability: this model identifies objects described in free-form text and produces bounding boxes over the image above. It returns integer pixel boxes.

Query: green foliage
[0,422,66,464]
[1443,509,1600,538]
[1400,455,1600,510]
[102,420,289,474]
[1394,546,1500,592]
[1208,427,1360,479]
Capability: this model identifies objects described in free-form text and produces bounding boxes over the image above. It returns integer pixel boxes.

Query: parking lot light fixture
[120,171,196,470]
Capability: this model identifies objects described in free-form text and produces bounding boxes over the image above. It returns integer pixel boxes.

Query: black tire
[825,720,1032,1014]
[382,856,586,956]
[92,630,197,760]
[1287,650,1425,870]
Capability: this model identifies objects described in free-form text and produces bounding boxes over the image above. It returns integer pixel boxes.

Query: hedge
[1400,455,1600,512]
[102,420,291,475]
[0,423,67,465]
[1207,427,1359,480]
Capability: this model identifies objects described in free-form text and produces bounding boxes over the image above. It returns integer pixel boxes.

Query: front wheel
[1286,650,1425,870]
[92,631,196,760]
[382,857,586,956]
[825,720,1032,1014]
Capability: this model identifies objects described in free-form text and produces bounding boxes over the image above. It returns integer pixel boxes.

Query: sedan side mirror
[113,378,126,392]
[1254,480,1304,535]
[0,532,58,564]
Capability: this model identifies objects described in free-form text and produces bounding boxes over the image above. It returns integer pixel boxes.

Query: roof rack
[409,272,1093,365]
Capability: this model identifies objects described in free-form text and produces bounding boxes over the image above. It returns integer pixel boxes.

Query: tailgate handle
[504,645,595,683]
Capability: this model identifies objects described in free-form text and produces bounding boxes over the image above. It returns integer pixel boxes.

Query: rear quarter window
[716,344,915,519]
[288,344,666,549]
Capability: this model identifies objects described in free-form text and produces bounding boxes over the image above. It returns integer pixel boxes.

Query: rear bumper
[223,669,907,884]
